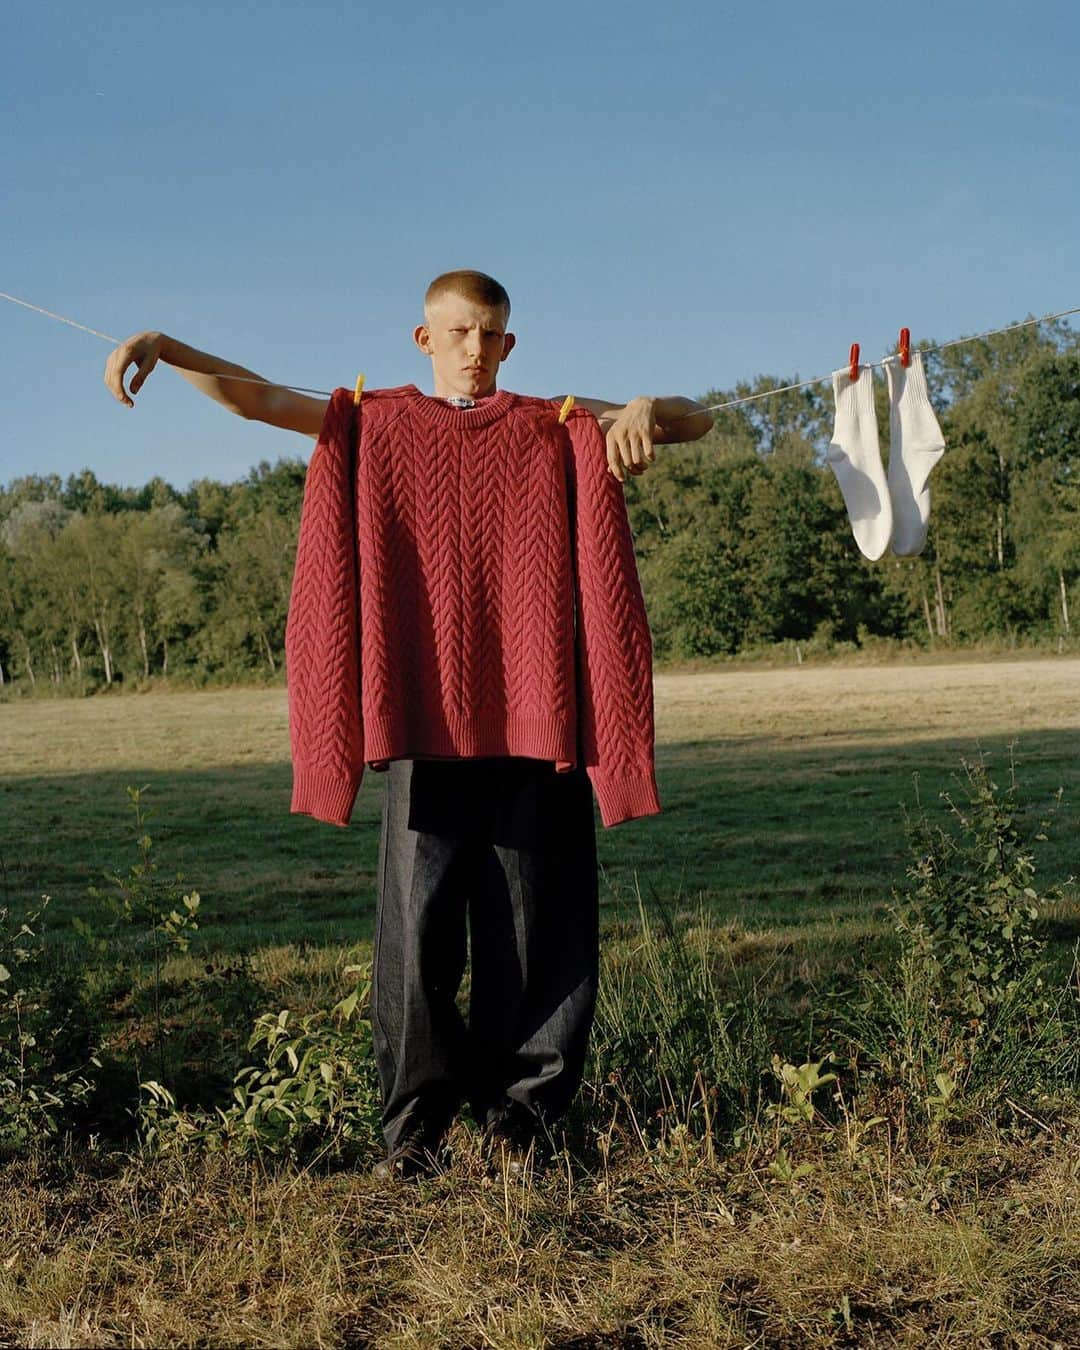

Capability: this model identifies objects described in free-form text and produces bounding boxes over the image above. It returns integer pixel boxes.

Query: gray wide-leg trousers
[371,755,599,1153]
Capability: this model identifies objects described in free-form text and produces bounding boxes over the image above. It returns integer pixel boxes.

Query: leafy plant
[0,897,98,1151]
[766,1055,837,1130]
[82,786,200,1086]
[835,754,1076,1127]
[896,755,1060,1026]
[140,963,381,1164]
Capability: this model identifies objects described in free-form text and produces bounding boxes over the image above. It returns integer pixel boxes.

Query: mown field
[0,656,1078,1347]
[3,656,1078,950]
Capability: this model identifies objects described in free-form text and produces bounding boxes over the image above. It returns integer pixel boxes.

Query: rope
[692,305,1080,418]
[3,289,1079,413]
[0,291,120,345]
[0,291,332,396]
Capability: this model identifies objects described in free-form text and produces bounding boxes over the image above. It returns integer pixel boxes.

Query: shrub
[0,898,98,1152]
[140,964,382,1165]
[836,754,1077,1125]
[896,756,1059,1025]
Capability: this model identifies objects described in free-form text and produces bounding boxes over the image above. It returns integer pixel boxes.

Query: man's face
[414,294,516,399]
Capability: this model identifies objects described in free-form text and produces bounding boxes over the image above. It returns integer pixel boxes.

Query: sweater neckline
[402,384,517,429]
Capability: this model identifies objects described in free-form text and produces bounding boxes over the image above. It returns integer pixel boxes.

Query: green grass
[1,657,1079,1346]
[2,659,1078,952]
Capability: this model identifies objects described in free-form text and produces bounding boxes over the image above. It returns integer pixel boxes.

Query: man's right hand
[105,330,165,408]
[103,331,328,435]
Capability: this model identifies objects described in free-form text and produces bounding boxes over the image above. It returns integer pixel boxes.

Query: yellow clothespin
[353,373,365,406]
[557,395,575,424]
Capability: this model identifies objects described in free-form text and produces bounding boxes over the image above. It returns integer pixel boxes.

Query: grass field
[1,655,1079,1347]
[3,656,1078,951]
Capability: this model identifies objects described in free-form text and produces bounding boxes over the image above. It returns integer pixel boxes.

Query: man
[105,271,713,1178]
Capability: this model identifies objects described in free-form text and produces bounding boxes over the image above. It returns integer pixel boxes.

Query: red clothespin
[849,343,861,383]
[898,328,911,368]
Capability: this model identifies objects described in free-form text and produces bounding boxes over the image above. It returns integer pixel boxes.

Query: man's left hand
[599,396,657,483]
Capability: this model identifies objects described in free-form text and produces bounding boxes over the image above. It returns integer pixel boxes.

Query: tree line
[633,320,1079,658]
[1,320,1077,692]
[0,461,303,690]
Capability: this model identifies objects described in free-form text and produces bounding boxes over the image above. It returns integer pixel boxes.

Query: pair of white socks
[826,350,945,560]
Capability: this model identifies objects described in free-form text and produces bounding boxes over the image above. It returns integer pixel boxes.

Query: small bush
[0,898,98,1152]
[836,755,1078,1126]
[140,964,382,1165]
[897,756,1060,1023]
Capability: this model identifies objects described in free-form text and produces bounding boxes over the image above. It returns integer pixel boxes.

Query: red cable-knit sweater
[285,384,660,829]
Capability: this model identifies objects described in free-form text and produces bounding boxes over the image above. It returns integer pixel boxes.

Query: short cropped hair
[425,270,511,317]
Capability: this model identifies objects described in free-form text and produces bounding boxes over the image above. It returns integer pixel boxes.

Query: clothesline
[2,289,1079,418]
[694,305,1080,418]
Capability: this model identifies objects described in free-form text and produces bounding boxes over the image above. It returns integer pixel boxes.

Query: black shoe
[482,1100,551,1175]
[372,1117,446,1182]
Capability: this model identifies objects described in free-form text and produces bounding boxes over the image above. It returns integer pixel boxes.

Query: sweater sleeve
[285,388,364,827]
[564,410,661,828]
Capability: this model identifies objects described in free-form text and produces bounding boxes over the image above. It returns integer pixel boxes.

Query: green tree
[64,513,127,685]
[114,506,206,679]
[205,507,297,674]
[640,453,762,657]
[741,448,855,644]
[0,500,76,685]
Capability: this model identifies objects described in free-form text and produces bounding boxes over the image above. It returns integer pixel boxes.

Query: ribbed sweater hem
[291,772,361,828]
[591,771,662,829]
[364,712,578,769]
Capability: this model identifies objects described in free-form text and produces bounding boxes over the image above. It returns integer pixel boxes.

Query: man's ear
[501,332,516,361]
[413,324,432,354]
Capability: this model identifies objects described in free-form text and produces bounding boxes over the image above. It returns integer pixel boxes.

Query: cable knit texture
[285,384,660,829]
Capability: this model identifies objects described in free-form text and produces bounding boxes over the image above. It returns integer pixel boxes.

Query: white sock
[884,350,945,557]
[826,365,892,561]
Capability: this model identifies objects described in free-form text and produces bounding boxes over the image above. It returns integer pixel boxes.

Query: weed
[836,755,1078,1130]
[139,963,381,1164]
[0,897,98,1151]
[81,787,200,1087]
[897,755,1061,1024]
[586,883,771,1154]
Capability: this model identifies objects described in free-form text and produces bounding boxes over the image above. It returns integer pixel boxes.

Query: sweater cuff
[291,771,361,828]
[591,772,662,829]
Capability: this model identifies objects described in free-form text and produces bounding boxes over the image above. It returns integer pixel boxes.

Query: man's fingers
[105,345,139,407]
[104,349,133,407]
[600,399,659,479]
[619,430,651,472]
[606,436,625,482]
[105,334,161,408]
[130,352,157,396]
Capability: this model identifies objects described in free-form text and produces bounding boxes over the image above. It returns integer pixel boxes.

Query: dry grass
[653,655,1080,750]
[2,1111,1078,1347]
[5,656,1079,774]
[1,657,1079,1345]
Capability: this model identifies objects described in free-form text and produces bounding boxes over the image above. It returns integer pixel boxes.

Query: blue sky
[3,0,1078,488]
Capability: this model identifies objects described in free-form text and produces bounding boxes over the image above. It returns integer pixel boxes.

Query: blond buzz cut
[424,270,511,318]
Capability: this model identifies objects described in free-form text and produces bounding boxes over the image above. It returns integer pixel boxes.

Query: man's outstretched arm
[104,331,328,436]
[566,396,714,482]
